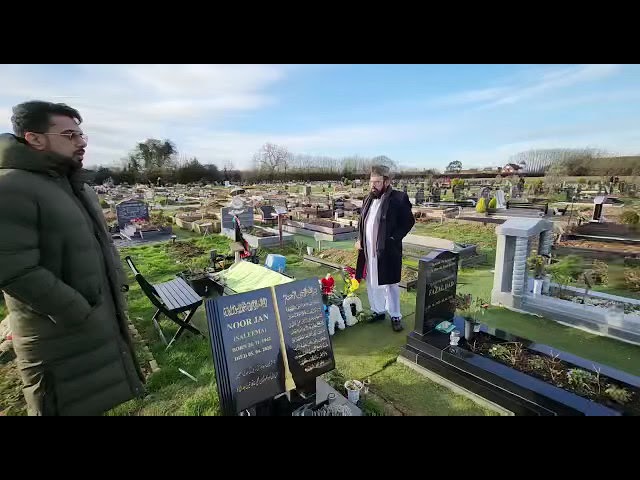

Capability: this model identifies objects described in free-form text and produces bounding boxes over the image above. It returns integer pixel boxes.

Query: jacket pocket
[59,299,102,330]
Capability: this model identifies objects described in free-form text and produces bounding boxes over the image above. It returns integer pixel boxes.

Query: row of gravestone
[116,198,258,232]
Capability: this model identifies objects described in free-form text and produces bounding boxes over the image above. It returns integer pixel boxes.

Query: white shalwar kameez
[364,198,402,319]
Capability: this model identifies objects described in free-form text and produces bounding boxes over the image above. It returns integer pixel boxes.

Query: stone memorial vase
[344,380,363,404]
[533,278,544,296]
[464,318,476,342]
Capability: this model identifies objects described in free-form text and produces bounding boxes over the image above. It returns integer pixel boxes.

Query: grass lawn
[574,261,640,300]
[4,221,640,415]
[411,220,498,264]
[104,237,497,416]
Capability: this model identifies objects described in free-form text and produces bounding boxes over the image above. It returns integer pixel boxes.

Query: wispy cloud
[434,64,623,109]
[0,64,458,168]
[0,64,289,167]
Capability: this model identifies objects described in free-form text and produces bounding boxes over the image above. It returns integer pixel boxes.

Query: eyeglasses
[42,132,88,143]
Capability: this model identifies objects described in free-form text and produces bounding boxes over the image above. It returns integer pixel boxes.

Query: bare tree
[223,160,235,181]
[255,143,291,180]
[509,148,604,175]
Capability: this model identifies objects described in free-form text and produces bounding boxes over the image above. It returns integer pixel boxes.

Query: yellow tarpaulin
[217,261,293,293]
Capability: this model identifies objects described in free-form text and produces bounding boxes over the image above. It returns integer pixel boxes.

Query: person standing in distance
[355,165,415,331]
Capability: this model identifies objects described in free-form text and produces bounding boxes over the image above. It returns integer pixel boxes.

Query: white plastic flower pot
[306,246,314,256]
[464,319,475,342]
[533,278,544,295]
[542,275,551,294]
[344,380,363,404]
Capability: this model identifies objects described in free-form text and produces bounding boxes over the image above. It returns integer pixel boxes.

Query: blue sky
[1,64,638,170]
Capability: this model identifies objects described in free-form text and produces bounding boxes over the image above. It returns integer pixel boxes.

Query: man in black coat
[355,165,415,331]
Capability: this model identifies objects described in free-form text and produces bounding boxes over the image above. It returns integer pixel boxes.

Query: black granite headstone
[415,187,425,204]
[414,250,459,335]
[593,202,603,222]
[206,278,336,415]
[116,199,149,228]
[260,205,276,220]
[221,206,254,229]
[206,287,285,415]
[274,278,335,389]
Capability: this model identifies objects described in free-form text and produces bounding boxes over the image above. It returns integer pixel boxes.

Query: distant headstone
[430,184,441,202]
[304,185,312,196]
[414,250,459,335]
[453,184,462,200]
[415,187,425,205]
[592,196,606,222]
[221,198,254,230]
[565,186,575,202]
[259,205,276,221]
[116,199,149,228]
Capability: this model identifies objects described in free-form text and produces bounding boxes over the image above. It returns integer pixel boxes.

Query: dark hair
[370,164,391,180]
[11,100,82,137]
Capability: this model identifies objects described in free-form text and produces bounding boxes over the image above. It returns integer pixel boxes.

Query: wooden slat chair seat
[125,256,204,349]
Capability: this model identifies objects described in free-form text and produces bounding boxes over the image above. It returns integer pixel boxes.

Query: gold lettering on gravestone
[280,285,332,373]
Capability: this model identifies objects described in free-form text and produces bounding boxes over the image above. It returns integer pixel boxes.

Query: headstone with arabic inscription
[205,277,335,415]
[274,278,335,388]
[414,250,459,335]
[206,287,284,415]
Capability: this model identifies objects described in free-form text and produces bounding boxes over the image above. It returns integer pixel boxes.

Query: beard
[70,150,85,169]
[370,185,386,198]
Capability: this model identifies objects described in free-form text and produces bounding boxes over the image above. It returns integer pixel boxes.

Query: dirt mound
[317,248,358,266]
[558,239,640,254]
[166,241,205,259]
[316,248,418,283]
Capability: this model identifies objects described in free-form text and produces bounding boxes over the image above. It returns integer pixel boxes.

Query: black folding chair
[125,256,204,350]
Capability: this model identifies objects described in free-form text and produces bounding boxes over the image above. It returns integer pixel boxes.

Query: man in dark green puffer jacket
[0,101,145,415]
